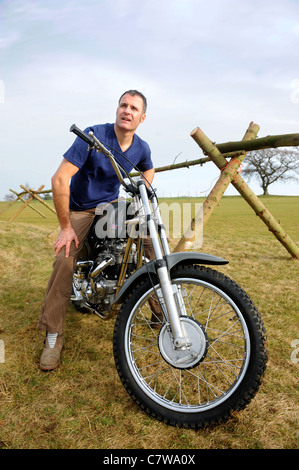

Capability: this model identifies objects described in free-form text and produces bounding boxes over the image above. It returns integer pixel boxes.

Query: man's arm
[142,167,155,187]
[51,158,80,258]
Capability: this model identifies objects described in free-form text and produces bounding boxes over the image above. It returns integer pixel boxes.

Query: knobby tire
[113,265,268,429]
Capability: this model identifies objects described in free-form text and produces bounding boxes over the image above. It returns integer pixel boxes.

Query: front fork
[138,181,189,349]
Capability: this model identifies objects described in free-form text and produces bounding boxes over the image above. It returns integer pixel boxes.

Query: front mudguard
[113,251,228,305]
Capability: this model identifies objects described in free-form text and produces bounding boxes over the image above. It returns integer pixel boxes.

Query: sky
[0,0,299,200]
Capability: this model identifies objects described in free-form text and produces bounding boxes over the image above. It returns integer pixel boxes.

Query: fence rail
[2,124,299,258]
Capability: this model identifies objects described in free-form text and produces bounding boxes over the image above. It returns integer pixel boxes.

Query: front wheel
[113,265,267,429]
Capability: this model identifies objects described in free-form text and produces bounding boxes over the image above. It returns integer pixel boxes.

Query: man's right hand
[51,158,80,258]
[54,227,79,258]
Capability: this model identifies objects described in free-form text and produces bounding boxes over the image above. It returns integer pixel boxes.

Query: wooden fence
[1,122,299,258]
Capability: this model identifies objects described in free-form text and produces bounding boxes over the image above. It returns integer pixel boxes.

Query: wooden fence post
[173,122,260,252]
[8,185,46,222]
[20,185,56,215]
[189,127,299,259]
[213,133,299,153]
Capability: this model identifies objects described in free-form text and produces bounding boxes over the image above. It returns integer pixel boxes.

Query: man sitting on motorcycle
[38,90,155,371]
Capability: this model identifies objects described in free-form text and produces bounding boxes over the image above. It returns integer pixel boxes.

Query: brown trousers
[38,209,156,335]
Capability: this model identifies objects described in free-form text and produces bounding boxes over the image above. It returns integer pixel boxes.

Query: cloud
[0,31,20,49]
[0,0,299,199]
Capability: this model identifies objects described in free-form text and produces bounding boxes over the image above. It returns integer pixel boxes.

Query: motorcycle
[69,124,268,429]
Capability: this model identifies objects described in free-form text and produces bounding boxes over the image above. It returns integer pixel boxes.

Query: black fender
[113,251,228,305]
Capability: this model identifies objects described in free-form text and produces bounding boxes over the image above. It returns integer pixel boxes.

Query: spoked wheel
[113,265,267,429]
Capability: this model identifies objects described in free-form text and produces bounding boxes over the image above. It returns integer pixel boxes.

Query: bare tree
[22,182,33,201]
[4,192,16,201]
[242,148,299,195]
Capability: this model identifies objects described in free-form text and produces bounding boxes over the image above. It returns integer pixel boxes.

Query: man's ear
[140,113,146,124]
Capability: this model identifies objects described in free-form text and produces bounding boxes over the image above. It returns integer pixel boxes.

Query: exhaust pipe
[90,257,113,279]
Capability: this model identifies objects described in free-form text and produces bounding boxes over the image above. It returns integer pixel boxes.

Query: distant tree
[242,148,299,195]
[41,193,53,201]
[4,192,16,201]
[22,182,32,201]
[4,183,33,202]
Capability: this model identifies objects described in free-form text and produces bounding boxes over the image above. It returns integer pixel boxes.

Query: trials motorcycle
[69,124,267,429]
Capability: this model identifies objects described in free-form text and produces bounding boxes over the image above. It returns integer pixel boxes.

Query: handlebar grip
[70,124,94,146]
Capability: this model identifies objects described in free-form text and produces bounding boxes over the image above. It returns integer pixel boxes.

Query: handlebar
[70,124,94,147]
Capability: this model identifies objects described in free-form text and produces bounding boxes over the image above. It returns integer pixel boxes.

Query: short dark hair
[118,90,147,114]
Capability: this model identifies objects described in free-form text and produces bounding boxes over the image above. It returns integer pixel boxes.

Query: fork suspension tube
[151,195,170,256]
[138,182,163,261]
[155,260,188,348]
[138,181,188,347]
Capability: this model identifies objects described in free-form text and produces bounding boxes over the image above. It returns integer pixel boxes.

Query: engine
[94,237,137,279]
[72,236,138,316]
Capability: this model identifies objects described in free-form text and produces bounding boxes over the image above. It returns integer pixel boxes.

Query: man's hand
[51,158,80,258]
[54,227,79,258]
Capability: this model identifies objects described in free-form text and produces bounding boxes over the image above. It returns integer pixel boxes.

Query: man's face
[115,94,146,132]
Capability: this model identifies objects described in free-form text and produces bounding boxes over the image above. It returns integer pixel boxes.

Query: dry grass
[0,197,298,449]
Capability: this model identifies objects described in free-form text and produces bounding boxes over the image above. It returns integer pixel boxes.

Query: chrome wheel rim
[124,278,251,413]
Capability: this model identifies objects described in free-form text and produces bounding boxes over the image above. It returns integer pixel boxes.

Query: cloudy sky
[1,0,299,200]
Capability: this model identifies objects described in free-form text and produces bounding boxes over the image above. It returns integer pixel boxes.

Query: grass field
[0,196,298,449]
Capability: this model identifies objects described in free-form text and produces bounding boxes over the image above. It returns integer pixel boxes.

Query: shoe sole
[40,360,60,371]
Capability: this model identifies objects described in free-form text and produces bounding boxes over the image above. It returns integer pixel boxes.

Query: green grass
[0,197,298,449]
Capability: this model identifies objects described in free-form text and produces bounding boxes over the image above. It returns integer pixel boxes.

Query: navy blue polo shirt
[63,123,153,210]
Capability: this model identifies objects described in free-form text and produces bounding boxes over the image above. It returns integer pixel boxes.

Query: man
[38,90,155,371]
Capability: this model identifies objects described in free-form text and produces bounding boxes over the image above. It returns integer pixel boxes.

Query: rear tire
[113,265,267,428]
